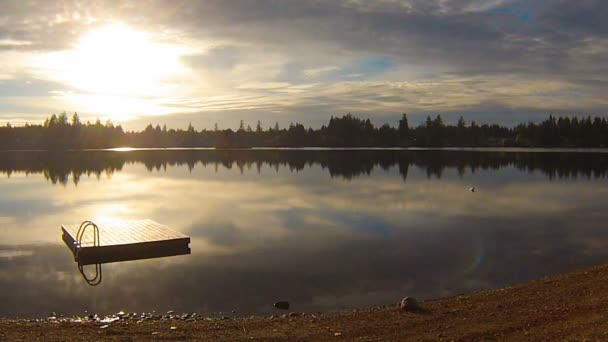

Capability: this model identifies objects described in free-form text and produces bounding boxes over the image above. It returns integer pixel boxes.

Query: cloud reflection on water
[0,150,607,317]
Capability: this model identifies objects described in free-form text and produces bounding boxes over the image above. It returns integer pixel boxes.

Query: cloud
[302,66,340,78]
[0,0,607,127]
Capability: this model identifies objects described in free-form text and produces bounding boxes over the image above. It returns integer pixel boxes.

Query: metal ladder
[75,220,102,286]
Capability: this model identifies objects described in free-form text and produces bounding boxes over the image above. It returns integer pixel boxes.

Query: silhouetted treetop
[0,112,607,150]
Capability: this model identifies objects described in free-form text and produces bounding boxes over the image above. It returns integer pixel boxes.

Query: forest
[0,112,607,150]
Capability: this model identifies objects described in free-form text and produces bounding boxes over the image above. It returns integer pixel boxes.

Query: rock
[100,325,109,329]
[170,326,177,330]
[100,316,119,323]
[399,297,420,311]
[166,310,174,315]
[288,312,300,317]
[274,301,290,310]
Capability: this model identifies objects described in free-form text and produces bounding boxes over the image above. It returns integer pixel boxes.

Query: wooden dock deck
[62,219,191,265]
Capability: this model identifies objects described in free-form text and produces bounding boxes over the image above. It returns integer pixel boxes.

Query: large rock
[273,301,290,310]
[399,297,420,311]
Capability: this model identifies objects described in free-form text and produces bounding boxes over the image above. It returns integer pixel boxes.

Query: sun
[35,22,189,121]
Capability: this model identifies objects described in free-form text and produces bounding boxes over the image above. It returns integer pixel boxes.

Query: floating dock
[62,219,191,265]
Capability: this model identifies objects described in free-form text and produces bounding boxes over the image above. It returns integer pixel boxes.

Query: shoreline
[2,146,608,152]
[3,263,608,341]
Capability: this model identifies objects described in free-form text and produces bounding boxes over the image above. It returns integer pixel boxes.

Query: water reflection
[79,263,102,286]
[0,150,608,318]
[1,149,608,185]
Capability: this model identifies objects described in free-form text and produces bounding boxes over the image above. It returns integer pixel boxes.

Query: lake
[1,149,608,318]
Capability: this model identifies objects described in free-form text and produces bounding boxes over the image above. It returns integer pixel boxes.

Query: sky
[0,0,607,130]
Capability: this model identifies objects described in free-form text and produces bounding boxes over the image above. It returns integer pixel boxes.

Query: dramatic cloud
[0,0,607,128]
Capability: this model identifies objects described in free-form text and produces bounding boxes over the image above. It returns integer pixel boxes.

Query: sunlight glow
[35,23,190,122]
[92,204,132,221]
[108,147,137,152]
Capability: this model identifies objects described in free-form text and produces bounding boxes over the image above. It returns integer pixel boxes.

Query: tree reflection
[0,149,607,186]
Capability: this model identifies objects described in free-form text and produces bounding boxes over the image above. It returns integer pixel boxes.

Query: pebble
[99,316,119,323]
[100,325,109,329]
[25,310,227,325]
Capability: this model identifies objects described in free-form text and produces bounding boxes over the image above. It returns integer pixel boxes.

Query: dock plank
[61,219,191,265]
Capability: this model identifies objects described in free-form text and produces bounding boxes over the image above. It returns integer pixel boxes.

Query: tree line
[0,112,607,150]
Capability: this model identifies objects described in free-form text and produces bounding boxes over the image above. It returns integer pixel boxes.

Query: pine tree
[398,113,409,138]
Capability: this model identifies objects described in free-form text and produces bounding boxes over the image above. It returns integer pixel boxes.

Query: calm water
[1,149,608,318]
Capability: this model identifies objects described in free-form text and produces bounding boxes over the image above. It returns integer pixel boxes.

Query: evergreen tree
[71,113,81,126]
[398,113,409,143]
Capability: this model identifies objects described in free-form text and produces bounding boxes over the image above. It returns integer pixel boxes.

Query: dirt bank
[3,263,608,341]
